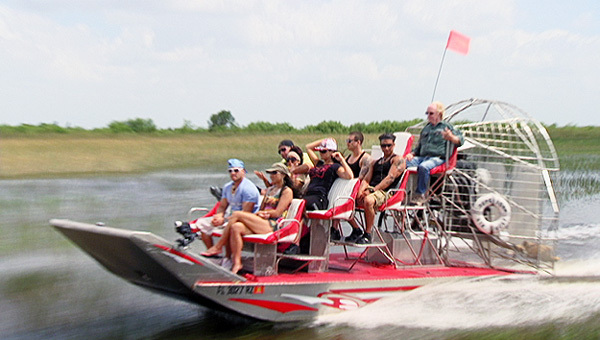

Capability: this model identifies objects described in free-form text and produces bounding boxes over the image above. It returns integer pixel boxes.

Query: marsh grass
[1,128,599,179]
[0,133,383,179]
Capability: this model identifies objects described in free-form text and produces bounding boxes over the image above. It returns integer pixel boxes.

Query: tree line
[1,110,592,135]
[0,110,423,135]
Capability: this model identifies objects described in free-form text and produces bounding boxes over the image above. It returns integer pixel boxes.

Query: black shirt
[305,161,341,197]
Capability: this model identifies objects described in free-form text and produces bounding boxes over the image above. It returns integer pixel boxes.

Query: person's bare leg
[201,233,213,249]
[229,211,273,234]
[230,222,247,274]
[202,224,231,256]
[363,195,376,234]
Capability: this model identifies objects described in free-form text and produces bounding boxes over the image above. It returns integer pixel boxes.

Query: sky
[0,0,598,129]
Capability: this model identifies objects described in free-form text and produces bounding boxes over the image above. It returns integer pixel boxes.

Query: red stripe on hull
[229,298,318,313]
[153,244,203,265]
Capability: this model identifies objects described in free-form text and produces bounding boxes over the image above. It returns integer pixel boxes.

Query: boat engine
[174,221,196,247]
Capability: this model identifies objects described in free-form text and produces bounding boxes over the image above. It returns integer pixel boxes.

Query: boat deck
[201,252,513,285]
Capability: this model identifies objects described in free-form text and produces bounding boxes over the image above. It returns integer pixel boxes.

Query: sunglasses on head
[426,111,436,116]
[228,168,241,173]
[380,143,393,148]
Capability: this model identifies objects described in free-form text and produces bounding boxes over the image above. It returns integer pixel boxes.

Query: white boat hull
[51,219,514,322]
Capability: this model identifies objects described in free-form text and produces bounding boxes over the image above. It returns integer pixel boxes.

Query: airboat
[51,98,560,322]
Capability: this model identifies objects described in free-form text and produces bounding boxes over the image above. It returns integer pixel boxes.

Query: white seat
[243,199,305,244]
[236,199,307,276]
[370,131,414,161]
[393,132,413,157]
[306,178,360,220]
[371,145,382,160]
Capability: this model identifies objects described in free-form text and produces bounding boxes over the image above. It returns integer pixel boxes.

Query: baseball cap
[314,138,337,151]
[265,163,291,177]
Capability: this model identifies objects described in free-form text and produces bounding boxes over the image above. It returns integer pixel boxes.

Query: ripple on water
[2,170,600,339]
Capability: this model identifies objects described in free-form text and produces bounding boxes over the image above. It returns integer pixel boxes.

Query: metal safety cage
[408,99,560,273]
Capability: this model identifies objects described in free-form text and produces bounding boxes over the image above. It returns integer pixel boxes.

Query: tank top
[346,151,366,178]
[370,154,400,191]
[262,186,289,226]
[262,186,283,210]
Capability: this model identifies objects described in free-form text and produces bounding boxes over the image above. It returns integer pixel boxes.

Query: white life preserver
[471,193,511,235]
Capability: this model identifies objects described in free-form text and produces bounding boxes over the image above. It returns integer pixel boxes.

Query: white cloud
[0,0,598,128]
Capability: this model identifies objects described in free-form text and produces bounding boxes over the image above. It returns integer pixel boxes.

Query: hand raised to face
[331,151,343,162]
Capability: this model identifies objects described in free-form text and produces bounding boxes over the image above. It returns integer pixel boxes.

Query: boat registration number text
[217,285,265,295]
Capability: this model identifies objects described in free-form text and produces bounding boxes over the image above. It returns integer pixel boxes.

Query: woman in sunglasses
[303,138,353,212]
[286,147,310,194]
[202,163,297,274]
[254,141,313,189]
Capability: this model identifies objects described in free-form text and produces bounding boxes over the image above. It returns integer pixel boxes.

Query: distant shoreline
[1,127,598,179]
[0,133,349,179]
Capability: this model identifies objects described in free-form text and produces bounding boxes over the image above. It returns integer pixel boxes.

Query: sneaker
[345,228,364,243]
[220,257,233,270]
[355,233,372,244]
[410,194,427,206]
[330,228,341,241]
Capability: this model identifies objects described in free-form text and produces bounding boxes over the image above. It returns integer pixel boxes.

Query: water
[1,169,600,339]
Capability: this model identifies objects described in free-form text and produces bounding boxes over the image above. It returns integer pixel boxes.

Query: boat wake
[315,269,600,330]
[315,220,600,330]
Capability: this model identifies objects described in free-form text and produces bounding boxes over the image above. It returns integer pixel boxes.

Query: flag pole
[431,47,448,102]
[432,30,470,102]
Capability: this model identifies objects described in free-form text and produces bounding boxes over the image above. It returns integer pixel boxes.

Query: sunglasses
[319,149,330,153]
[286,157,299,162]
[426,111,436,116]
[278,148,289,154]
[266,170,278,175]
[346,138,358,143]
[380,143,393,148]
[228,168,241,173]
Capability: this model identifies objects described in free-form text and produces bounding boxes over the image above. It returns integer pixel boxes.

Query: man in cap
[195,158,260,249]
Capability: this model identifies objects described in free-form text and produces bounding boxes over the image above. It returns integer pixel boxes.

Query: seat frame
[304,178,361,272]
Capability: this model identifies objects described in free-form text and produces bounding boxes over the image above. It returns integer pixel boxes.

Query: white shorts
[191,216,226,235]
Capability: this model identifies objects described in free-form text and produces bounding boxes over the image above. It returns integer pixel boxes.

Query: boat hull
[50,219,514,322]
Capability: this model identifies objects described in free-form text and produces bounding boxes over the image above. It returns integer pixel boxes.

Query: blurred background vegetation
[1,110,597,137]
[1,110,598,179]
[0,110,423,135]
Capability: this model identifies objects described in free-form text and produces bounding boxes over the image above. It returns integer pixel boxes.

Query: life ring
[471,193,511,234]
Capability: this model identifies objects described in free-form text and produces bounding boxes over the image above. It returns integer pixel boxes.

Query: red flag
[446,30,470,55]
